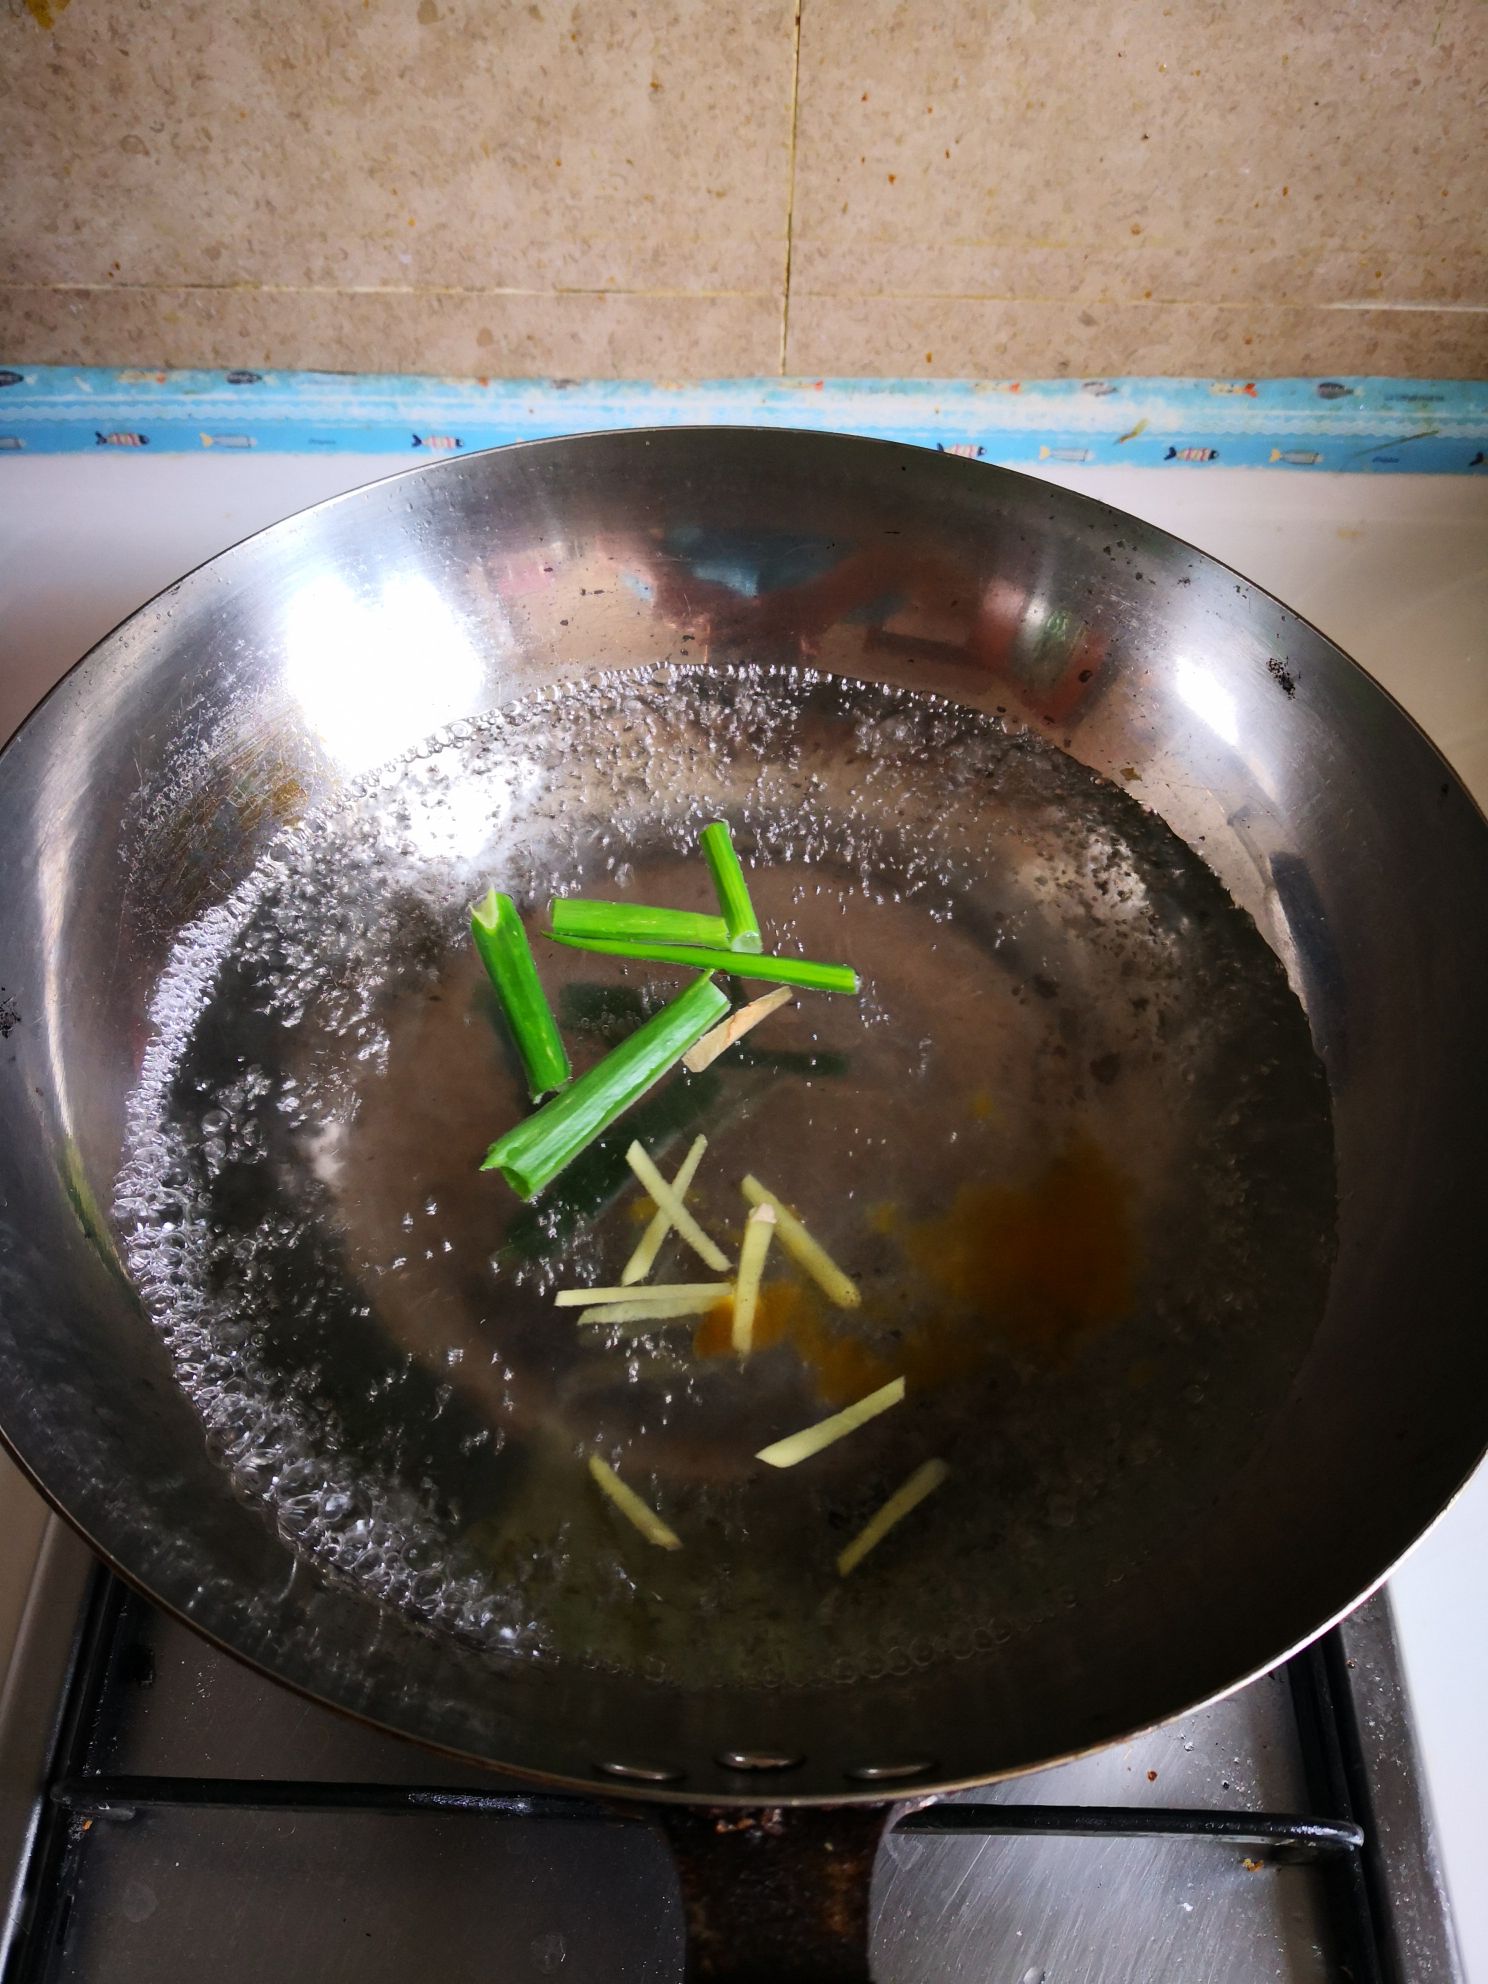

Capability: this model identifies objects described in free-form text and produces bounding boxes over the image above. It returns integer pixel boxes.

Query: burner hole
[717,1751,804,1772]
[843,1759,935,1782]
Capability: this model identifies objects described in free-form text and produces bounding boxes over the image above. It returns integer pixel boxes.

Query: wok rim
[2,1421,1477,1807]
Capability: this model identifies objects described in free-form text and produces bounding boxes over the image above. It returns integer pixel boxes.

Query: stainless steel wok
[1,429,1486,1979]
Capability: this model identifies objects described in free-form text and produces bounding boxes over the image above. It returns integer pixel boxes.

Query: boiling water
[117,665,1335,1689]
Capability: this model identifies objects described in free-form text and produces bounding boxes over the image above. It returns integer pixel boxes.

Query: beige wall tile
[786,295,1488,381]
[789,242,1488,313]
[0,284,780,376]
[2,0,796,295]
[4,0,1484,378]
[791,0,1488,313]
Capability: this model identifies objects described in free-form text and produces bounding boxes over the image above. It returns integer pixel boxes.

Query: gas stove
[1,440,1484,1982]
[0,1528,1461,1982]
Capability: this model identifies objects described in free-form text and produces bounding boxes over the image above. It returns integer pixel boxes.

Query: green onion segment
[548,932,858,997]
[482,973,728,1197]
[471,888,572,1102]
[551,897,731,948]
[699,821,763,953]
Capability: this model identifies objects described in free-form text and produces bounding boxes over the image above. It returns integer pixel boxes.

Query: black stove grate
[4,1570,1396,1984]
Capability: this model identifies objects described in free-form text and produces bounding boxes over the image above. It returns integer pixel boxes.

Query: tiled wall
[3,0,1484,379]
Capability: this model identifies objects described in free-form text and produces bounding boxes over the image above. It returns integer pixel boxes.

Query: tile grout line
[778,0,804,377]
[0,282,771,302]
[2,284,1481,317]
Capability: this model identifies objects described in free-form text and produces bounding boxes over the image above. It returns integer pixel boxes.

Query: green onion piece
[699,820,763,953]
[471,888,572,1102]
[548,932,859,997]
[551,897,730,948]
[496,1072,723,1265]
[481,974,728,1197]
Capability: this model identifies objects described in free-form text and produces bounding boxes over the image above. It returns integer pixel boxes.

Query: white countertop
[2,452,1486,1975]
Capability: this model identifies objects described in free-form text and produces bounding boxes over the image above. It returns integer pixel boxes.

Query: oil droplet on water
[115,664,1336,1692]
[691,1138,1132,1403]
[908,1135,1136,1361]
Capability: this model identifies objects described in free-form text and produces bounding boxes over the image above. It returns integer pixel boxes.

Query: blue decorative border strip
[1,367,1485,472]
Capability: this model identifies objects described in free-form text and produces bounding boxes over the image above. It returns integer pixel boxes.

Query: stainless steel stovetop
[0,1520,1461,1983]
